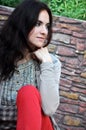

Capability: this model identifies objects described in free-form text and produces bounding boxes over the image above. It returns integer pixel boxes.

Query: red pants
[16,85,54,130]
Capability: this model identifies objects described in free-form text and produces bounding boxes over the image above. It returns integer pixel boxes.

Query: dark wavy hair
[0,0,52,81]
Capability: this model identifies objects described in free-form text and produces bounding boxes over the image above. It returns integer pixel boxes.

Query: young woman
[0,0,61,130]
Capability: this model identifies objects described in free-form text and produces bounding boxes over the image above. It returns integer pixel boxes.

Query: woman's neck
[17,53,32,65]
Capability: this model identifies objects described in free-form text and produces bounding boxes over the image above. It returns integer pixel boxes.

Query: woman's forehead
[38,10,50,24]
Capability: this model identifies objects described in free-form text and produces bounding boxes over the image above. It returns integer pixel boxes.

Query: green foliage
[0,0,23,7]
[41,0,86,20]
[0,0,86,20]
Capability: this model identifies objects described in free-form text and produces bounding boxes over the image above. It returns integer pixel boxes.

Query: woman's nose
[41,25,48,35]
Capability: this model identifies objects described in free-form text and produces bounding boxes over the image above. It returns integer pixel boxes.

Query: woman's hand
[33,47,52,63]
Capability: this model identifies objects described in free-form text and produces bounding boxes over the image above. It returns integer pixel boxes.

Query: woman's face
[28,10,50,49]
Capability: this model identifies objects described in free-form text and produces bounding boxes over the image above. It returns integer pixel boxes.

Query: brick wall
[51,16,86,130]
[0,5,86,130]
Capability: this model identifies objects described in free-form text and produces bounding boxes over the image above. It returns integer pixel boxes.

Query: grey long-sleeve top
[36,54,61,116]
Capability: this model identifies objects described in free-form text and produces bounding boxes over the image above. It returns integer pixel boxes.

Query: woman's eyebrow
[37,20,50,25]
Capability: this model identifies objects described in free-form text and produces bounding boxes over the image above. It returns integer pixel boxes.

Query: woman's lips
[37,37,45,42]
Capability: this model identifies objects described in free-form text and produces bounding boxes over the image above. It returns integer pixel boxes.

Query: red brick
[52,27,61,33]
[79,102,86,107]
[59,56,66,62]
[58,28,72,35]
[82,22,86,29]
[59,104,78,113]
[61,68,76,76]
[76,42,85,51]
[56,23,83,32]
[0,10,11,15]
[79,107,86,114]
[73,32,86,39]
[59,17,81,24]
[65,62,77,68]
[71,87,86,94]
[60,97,79,105]
[57,46,75,56]
[60,85,70,91]
[71,37,85,45]
[65,57,78,65]
[72,83,86,89]
[71,76,81,83]
[60,78,72,87]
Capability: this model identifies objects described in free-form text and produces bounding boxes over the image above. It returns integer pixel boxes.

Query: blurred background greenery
[0,0,22,7]
[0,0,86,20]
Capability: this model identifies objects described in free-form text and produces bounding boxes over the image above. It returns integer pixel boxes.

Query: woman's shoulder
[50,53,61,66]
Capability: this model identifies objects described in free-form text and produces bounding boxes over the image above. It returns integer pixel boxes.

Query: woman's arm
[39,54,61,116]
[34,47,61,116]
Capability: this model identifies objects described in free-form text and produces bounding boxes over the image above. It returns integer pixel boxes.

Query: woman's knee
[18,85,38,94]
[16,85,41,106]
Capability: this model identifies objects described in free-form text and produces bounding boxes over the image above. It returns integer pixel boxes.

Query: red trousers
[16,85,54,130]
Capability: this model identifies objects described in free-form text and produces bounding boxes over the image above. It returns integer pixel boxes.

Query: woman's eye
[46,24,50,30]
[36,21,41,27]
